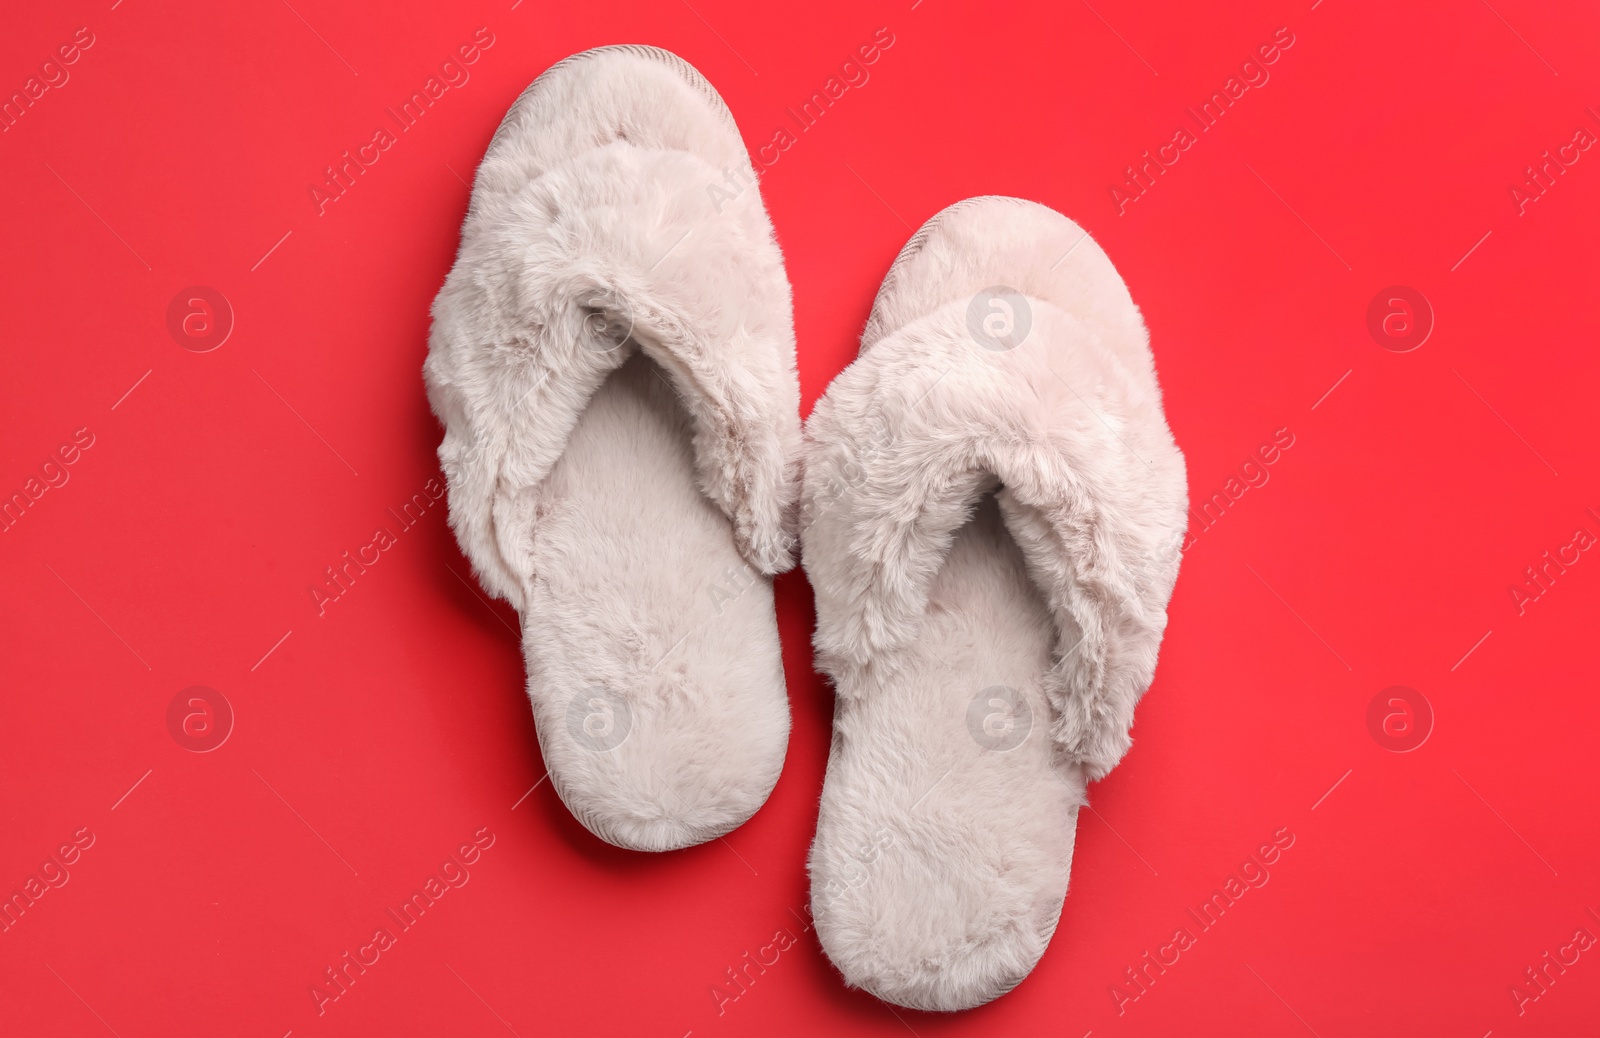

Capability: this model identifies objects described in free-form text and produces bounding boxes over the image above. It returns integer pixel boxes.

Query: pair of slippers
[424,45,1187,1012]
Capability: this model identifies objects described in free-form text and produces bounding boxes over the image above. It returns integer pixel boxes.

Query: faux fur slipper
[801,197,1187,1009]
[425,46,802,852]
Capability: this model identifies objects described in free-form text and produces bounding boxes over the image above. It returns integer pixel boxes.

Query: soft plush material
[802,196,1188,1010]
[424,46,802,852]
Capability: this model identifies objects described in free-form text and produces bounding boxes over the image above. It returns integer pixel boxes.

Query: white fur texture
[803,197,1187,1009]
[425,47,801,851]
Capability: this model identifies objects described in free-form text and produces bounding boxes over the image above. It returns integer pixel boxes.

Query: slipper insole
[811,491,1082,1009]
[521,351,789,851]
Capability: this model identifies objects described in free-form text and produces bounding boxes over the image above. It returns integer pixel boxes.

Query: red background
[3,0,1598,1035]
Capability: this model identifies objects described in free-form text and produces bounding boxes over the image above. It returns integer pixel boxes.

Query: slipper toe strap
[426,142,802,610]
[803,299,1187,779]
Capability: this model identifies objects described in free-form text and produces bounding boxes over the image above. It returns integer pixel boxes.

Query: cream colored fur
[425,46,800,851]
[803,197,1187,1009]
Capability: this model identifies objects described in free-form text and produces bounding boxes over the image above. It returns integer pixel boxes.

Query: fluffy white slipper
[425,46,802,852]
[802,197,1187,1009]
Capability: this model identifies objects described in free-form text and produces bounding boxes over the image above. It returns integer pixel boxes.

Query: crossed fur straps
[802,296,1187,779]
